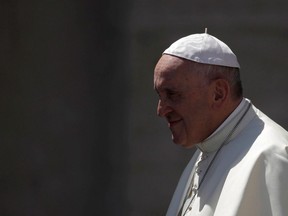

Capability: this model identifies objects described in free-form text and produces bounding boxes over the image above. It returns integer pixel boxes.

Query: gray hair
[192,62,243,99]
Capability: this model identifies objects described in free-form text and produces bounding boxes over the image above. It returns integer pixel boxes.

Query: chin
[173,138,197,149]
[172,137,195,149]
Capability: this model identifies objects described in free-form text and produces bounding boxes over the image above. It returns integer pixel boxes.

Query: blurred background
[0,0,287,215]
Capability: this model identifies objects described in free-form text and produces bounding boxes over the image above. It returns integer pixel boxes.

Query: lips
[168,119,182,128]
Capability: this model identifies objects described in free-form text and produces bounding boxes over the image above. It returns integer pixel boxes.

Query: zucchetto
[163,33,240,68]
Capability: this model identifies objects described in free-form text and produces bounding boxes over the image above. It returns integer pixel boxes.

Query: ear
[211,79,230,108]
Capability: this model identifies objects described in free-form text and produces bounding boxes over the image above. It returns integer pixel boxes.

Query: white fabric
[166,98,288,216]
[196,98,248,153]
[163,33,240,68]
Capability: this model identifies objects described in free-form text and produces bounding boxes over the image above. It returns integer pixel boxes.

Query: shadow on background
[0,1,130,215]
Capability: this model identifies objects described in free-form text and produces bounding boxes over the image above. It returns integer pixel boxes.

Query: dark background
[0,0,287,215]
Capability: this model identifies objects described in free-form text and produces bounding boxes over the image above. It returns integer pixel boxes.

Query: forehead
[154,55,198,90]
[154,55,186,74]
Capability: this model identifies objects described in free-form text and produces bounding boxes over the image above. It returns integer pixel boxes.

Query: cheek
[177,90,211,123]
[183,100,211,128]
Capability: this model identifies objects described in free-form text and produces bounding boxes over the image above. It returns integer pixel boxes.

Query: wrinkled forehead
[154,54,205,80]
[154,55,204,90]
[154,55,186,75]
[154,55,183,85]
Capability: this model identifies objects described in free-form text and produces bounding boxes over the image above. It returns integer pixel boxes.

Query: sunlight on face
[154,55,214,148]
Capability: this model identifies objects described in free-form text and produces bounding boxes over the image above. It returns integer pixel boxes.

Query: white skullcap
[163,33,240,68]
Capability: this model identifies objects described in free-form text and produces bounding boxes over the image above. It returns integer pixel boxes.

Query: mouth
[168,119,182,128]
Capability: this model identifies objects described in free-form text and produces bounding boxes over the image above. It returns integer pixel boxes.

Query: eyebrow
[155,86,179,95]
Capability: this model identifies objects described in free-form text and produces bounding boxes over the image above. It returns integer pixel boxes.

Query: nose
[157,99,172,117]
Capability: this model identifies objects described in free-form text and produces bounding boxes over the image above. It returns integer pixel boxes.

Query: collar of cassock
[196,98,254,153]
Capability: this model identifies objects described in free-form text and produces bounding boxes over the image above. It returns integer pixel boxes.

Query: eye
[167,91,176,97]
[166,90,180,101]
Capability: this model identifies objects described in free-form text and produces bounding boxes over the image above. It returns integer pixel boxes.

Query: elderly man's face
[154,55,214,148]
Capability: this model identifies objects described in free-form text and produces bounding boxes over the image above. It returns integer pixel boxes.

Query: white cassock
[166,98,288,216]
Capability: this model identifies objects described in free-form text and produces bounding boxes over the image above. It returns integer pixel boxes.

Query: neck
[196,98,250,153]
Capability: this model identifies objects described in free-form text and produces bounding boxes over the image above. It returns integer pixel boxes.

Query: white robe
[166,98,288,216]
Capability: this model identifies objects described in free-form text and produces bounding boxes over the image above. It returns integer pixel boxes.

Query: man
[154,32,288,216]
